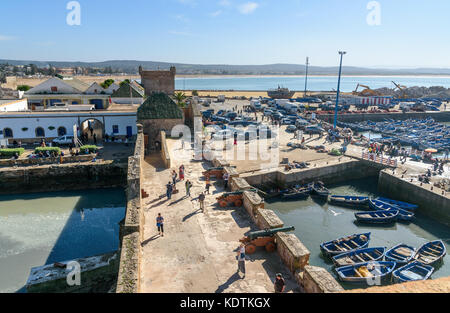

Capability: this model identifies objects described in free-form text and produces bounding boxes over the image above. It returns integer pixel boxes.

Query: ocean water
[266,177,450,290]
[175,76,450,92]
[0,188,126,293]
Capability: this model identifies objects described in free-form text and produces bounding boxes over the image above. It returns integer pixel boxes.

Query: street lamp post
[334,51,346,129]
[304,57,309,98]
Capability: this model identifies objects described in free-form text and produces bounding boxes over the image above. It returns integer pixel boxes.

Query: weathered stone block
[296,266,343,293]
[230,177,252,192]
[275,233,310,273]
[243,191,264,218]
[255,209,284,230]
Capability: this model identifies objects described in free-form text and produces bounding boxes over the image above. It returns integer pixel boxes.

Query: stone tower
[139,66,176,96]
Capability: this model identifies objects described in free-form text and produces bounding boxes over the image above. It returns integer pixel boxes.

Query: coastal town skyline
[1,0,450,68]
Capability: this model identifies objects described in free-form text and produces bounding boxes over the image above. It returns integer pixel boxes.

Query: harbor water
[266,177,450,289]
[0,188,126,293]
[176,75,450,92]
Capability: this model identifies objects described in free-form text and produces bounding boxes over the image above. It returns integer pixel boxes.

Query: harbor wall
[0,160,128,195]
[378,170,450,225]
[116,124,145,293]
[231,167,343,293]
[26,252,119,293]
[316,111,450,123]
[242,158,380,188]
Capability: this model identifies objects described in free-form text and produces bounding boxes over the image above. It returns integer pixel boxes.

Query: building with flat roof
[25,77,111,110]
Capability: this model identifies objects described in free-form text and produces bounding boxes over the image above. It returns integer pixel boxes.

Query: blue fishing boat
[320,233,371,257]
[385,244,416,266]
[335,261,397,284]
[329,195,369,207]
[332,247,386,267]
[376,197,418,212]
[413,240,447,266]
[354,210,399,224]
[369,199,414,222]
[392,261,434,283]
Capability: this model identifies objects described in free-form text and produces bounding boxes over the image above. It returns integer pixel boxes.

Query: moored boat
[281,185,312,201]
[413,240,446,266]
[392,261,434,283]
[385,244,416,266]
[332,247,386,267]
[329,195,369,208]
[376,197,418,212]
[335,261,397,283]
[320,233,371,257]
[310,181,330,199]
[369,199,414,221]
[354,210,399,224]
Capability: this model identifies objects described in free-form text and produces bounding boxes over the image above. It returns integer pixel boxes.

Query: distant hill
[1,59,450,76]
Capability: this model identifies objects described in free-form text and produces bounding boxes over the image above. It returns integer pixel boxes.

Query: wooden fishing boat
[310,182,330,199]
[320,233,371,257]
[385,244,416,266]
[354,210,399,224]
[392,261,434,283]
[329,195,369,207]
[281,186,312,201]
[332,247,386,267]
[376,197,418,212]
[335,261,397,283]
[413,240,447,266]
[369,199,414,222]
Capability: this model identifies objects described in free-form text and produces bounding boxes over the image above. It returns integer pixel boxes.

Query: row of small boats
[329,196,417,223]
[337,118,450,152]
[320,232,447,284]
[280,181,330,201]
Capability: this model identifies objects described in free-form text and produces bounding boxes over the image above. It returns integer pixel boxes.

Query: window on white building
[112,125,119,134]
[36,127,45,137]
[58,127,67,137]
[3,128,13,138]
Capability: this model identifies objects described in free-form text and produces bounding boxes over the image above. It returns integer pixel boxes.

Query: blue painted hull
[332,247,386,267]
[329,195,369,208]
[355,210,399,224]
[392,261,434,283]
[320,233,371,257]
[385,244,416,266]
[376,197,418,212]
[336,261,397,284]
[369,199,414,221]
[413,240,447,266]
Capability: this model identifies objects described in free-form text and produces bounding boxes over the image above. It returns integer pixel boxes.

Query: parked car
[52,135,74,146]
[286,125,297,133]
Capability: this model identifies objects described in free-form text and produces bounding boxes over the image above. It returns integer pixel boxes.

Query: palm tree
[174,92,187,108]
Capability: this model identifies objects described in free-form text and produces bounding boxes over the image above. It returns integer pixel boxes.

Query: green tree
[17,85,32,91]
[174,91,187,108]
[101,79,115,89]
[192,90,199,96]
[120,79,131,87]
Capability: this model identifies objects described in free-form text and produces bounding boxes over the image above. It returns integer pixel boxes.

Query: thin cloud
[219,0,231,6]
[238,2,259,14]
[0,35,14,41]
[209,10,223,17]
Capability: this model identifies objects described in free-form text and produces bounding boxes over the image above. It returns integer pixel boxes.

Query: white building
[0,110,137,144]
[0,99,28,112]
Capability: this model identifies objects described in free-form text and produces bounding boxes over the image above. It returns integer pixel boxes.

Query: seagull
[329,209,343,216]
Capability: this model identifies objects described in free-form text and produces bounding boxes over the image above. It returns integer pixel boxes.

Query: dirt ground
[139,139,299,293]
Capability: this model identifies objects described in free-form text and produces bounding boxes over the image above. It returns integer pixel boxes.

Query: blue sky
[1,0,449,67]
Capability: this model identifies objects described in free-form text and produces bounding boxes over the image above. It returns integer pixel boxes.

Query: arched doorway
[80,119,104,144]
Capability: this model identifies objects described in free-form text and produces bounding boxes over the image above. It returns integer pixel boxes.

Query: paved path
[139,140,299,293]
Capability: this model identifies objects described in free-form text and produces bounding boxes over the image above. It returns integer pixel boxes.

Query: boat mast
[304,57,309,98]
